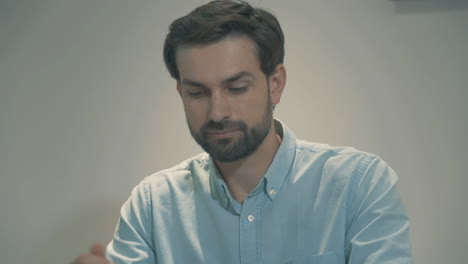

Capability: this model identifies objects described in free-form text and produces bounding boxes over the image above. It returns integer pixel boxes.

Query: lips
[206,129,240,137]
[208,129,239,134]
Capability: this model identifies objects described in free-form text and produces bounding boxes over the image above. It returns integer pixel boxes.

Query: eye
[187,90,207,97]
[229,86,247,94]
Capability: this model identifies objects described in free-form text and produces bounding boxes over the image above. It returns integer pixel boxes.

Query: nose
[208,92,231,122]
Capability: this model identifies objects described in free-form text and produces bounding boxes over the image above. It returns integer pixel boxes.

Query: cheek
[183,102,207,127]
[241,93,268,116]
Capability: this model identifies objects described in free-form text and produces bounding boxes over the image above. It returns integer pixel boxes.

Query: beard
[187,97,273,163]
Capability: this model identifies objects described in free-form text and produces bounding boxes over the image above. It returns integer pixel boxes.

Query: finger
[71,253,108,264]
[90,243,106,258]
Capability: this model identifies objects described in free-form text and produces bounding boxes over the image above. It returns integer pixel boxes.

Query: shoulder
[295,139,380,169]
[132,152,210,200]
[143,152,209,183]
[293,139,393,194]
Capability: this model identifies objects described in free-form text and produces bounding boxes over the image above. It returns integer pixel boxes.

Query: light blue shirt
[106,120,413,263]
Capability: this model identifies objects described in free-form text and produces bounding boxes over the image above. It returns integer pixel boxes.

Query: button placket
[239,194,263,264]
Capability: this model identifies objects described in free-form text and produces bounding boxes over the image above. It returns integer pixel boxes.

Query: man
[73,0,413,263]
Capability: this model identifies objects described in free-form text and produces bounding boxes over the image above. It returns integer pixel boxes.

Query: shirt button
[269,189,276,195]
[247,215,255,222]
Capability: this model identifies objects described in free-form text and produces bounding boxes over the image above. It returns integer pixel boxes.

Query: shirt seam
[295,144,370,156]
[147,154,209,177]
[345,155,376,227]
[295,146,372,197]
[142,182,155,251]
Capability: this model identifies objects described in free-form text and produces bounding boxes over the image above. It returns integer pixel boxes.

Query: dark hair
[163,0,285,80]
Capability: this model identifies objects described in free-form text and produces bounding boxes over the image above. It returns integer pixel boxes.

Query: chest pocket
[294,252,342,264]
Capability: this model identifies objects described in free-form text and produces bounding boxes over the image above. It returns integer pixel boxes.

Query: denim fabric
[106,120,412,264]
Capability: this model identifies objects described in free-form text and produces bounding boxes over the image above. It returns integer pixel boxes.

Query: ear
[176,80,182,97]
[268,64,287,105]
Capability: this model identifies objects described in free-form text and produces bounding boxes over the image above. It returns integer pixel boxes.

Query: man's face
[176,36,277,162]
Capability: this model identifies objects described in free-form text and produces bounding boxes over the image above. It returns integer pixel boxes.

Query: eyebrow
[181,71,256,88]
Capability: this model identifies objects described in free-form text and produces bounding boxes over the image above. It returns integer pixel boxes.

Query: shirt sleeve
[106,182,157,264]
[345,156,413,263]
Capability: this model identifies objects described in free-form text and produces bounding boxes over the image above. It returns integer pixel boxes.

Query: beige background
[1,0,467,263]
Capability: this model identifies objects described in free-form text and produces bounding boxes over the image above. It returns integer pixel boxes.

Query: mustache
[200,119,247,133]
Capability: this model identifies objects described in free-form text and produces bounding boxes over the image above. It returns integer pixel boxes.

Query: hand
[71,243,110,264]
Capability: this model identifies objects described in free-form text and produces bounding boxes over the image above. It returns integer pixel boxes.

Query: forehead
[176,36,262,83]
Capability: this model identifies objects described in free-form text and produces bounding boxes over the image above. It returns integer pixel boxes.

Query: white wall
[1,0,467,263]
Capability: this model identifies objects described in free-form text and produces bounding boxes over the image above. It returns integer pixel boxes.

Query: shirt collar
[263,120,297,200]
[208,119,297,212]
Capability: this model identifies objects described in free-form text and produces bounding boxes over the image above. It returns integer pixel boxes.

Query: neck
[214,122,282,204]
